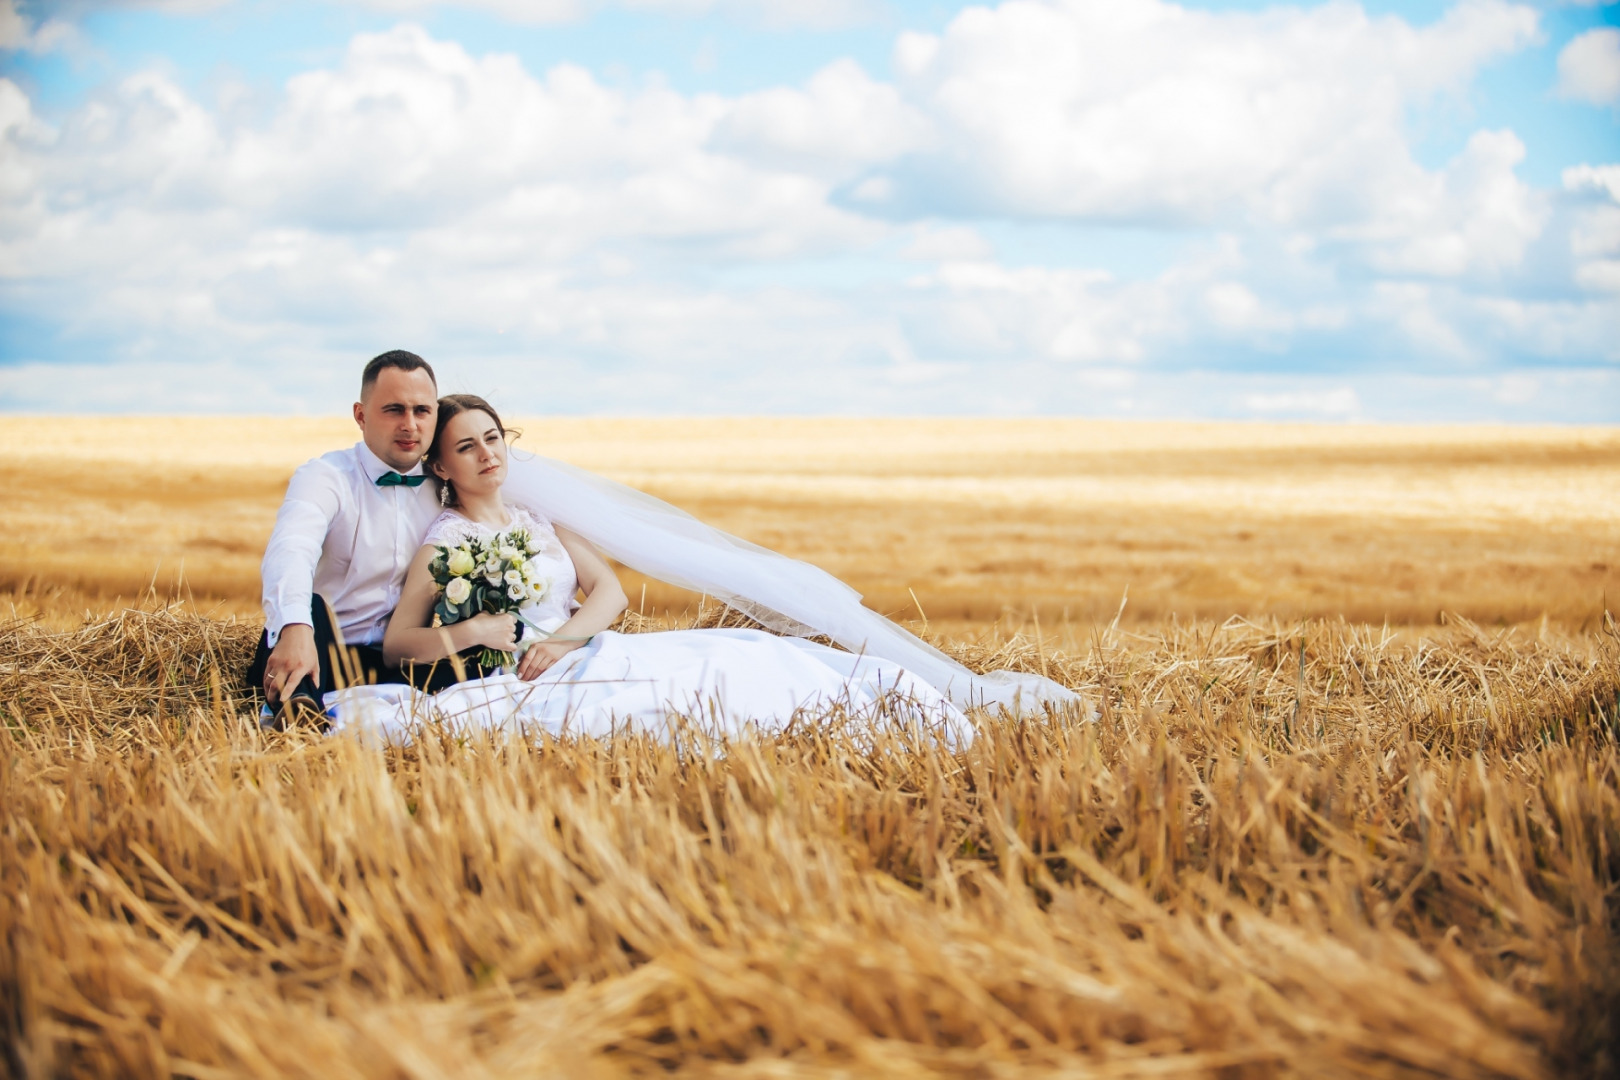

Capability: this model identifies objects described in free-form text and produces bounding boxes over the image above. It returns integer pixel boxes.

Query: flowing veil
[503,451,1082,714]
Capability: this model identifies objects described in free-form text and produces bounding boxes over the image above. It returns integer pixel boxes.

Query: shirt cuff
[264,611,313,648]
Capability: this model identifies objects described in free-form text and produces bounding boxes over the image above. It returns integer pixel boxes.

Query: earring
[439,482,450,507]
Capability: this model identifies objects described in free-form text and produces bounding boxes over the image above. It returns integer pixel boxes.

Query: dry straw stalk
[2,602,1617,1077]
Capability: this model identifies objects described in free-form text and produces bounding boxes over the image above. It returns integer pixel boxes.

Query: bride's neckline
[442,505,519,531]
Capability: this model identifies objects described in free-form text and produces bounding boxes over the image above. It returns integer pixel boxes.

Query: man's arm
[260,461,342,704]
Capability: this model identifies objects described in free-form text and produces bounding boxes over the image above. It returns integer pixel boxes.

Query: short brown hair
[361,350,436,395]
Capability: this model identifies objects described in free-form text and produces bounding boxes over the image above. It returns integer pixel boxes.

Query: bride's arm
[514,526,629,680]
[382,546,522,667]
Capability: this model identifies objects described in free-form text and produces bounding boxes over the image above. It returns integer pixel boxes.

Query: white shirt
[261,442,441,648]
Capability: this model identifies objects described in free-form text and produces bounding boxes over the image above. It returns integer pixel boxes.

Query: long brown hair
[426,394,515,507]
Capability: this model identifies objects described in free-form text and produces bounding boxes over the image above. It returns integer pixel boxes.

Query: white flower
[528,581,547,600]
[445,577,472,605]
[498,544,520,561]
[504,569,523,586]
[507,584,525,601]
[484,569,504,587]
[446,548,475,576]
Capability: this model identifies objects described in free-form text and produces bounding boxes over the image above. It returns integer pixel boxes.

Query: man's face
[353,367,438,472]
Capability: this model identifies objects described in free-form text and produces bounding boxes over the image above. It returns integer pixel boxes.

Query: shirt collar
[355,441,425,484]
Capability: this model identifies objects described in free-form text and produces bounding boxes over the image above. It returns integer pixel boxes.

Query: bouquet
[427,527,552,670]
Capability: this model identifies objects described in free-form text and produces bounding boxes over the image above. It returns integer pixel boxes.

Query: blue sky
[1,0,1617,419]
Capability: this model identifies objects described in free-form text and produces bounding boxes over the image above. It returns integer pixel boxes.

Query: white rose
[446,548,475,576]
[445,577,472,605]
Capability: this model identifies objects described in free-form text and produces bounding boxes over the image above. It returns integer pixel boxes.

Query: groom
[246,349,448,725]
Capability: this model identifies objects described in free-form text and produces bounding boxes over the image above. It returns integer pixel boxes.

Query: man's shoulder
[281,446,365,505]
[290,445,360,481]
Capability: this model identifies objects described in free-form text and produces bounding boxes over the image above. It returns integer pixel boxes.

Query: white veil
[503,452,1081,714]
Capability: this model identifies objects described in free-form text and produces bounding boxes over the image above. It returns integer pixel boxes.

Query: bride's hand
[467,612,520,651]
[516,639,582,681]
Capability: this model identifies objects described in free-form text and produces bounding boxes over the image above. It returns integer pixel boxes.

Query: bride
[326,394,1080,743]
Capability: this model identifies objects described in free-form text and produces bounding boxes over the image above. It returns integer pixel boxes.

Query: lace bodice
[424,502,543,547]
[423,503,581,635]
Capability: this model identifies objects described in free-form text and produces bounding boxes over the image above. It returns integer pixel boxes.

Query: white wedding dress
[325,505,967,745]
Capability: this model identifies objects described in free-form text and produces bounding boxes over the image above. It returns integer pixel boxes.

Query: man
[246,350,445,725]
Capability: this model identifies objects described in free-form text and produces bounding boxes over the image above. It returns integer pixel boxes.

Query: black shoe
[279,694,329,731]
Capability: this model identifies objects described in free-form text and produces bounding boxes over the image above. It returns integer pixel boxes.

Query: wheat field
[3,416,1617,628]
[2,417,1618,1078]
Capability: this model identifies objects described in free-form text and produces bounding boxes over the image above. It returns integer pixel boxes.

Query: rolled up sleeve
[262,461,342,646]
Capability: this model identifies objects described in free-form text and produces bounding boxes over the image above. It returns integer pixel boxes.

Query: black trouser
[245,594,482,708]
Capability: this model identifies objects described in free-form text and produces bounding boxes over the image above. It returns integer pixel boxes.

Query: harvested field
[1,416,1618,1076]
[2,417,1617,628]
[2,604,1617,1077]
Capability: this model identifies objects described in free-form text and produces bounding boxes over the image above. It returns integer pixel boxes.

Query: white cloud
[0,6,1613,419]
[0,0,25,46]
[0,0,79,52]
[274,0,879,28]
[1335,129,1547,277]
[1562,162,1620,294]
[618,0,879,28]
[1556,27,1620,106]
[0,28,907,409]
[1242,387,1361,419]
[899,223,992,262]
[715,59,930,181]
[1204,282,1265,331]
[885,0,1540,234]
[340,0,583,23]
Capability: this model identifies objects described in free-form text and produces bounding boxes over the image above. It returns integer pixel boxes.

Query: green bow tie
[376,471,427,488]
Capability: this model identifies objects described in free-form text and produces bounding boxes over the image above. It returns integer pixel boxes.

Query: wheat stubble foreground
[1,605,1617,1078]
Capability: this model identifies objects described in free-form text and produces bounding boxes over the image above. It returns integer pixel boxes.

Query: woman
[327,395,969,744]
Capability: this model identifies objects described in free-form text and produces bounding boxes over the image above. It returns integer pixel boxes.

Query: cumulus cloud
[0,0,80,52]
[882,0,1539,231]
[1563,163,1620,294]
[1332,129,1547,278]
[1243,387,1361,419]
[1556,27,1620,106]
[899,223,992,262]
[617,0,880,27]
[715,59,930,181]
[1565,162,1620,202]
[264,0,878,28]
[0,27,907,411]
[0,3,1613,418]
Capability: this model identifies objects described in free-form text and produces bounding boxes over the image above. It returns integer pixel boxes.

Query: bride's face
[432,409,507,497]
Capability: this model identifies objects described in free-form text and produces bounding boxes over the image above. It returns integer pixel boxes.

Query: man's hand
[264,623,319,705]
[516,639,583,681]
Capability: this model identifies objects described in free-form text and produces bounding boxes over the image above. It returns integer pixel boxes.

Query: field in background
[2,417,1617,633]
[3,416,1618,1076]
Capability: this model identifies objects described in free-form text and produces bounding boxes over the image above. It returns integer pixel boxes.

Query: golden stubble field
[2,416,1617,630]
[2,416,1619,1078]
